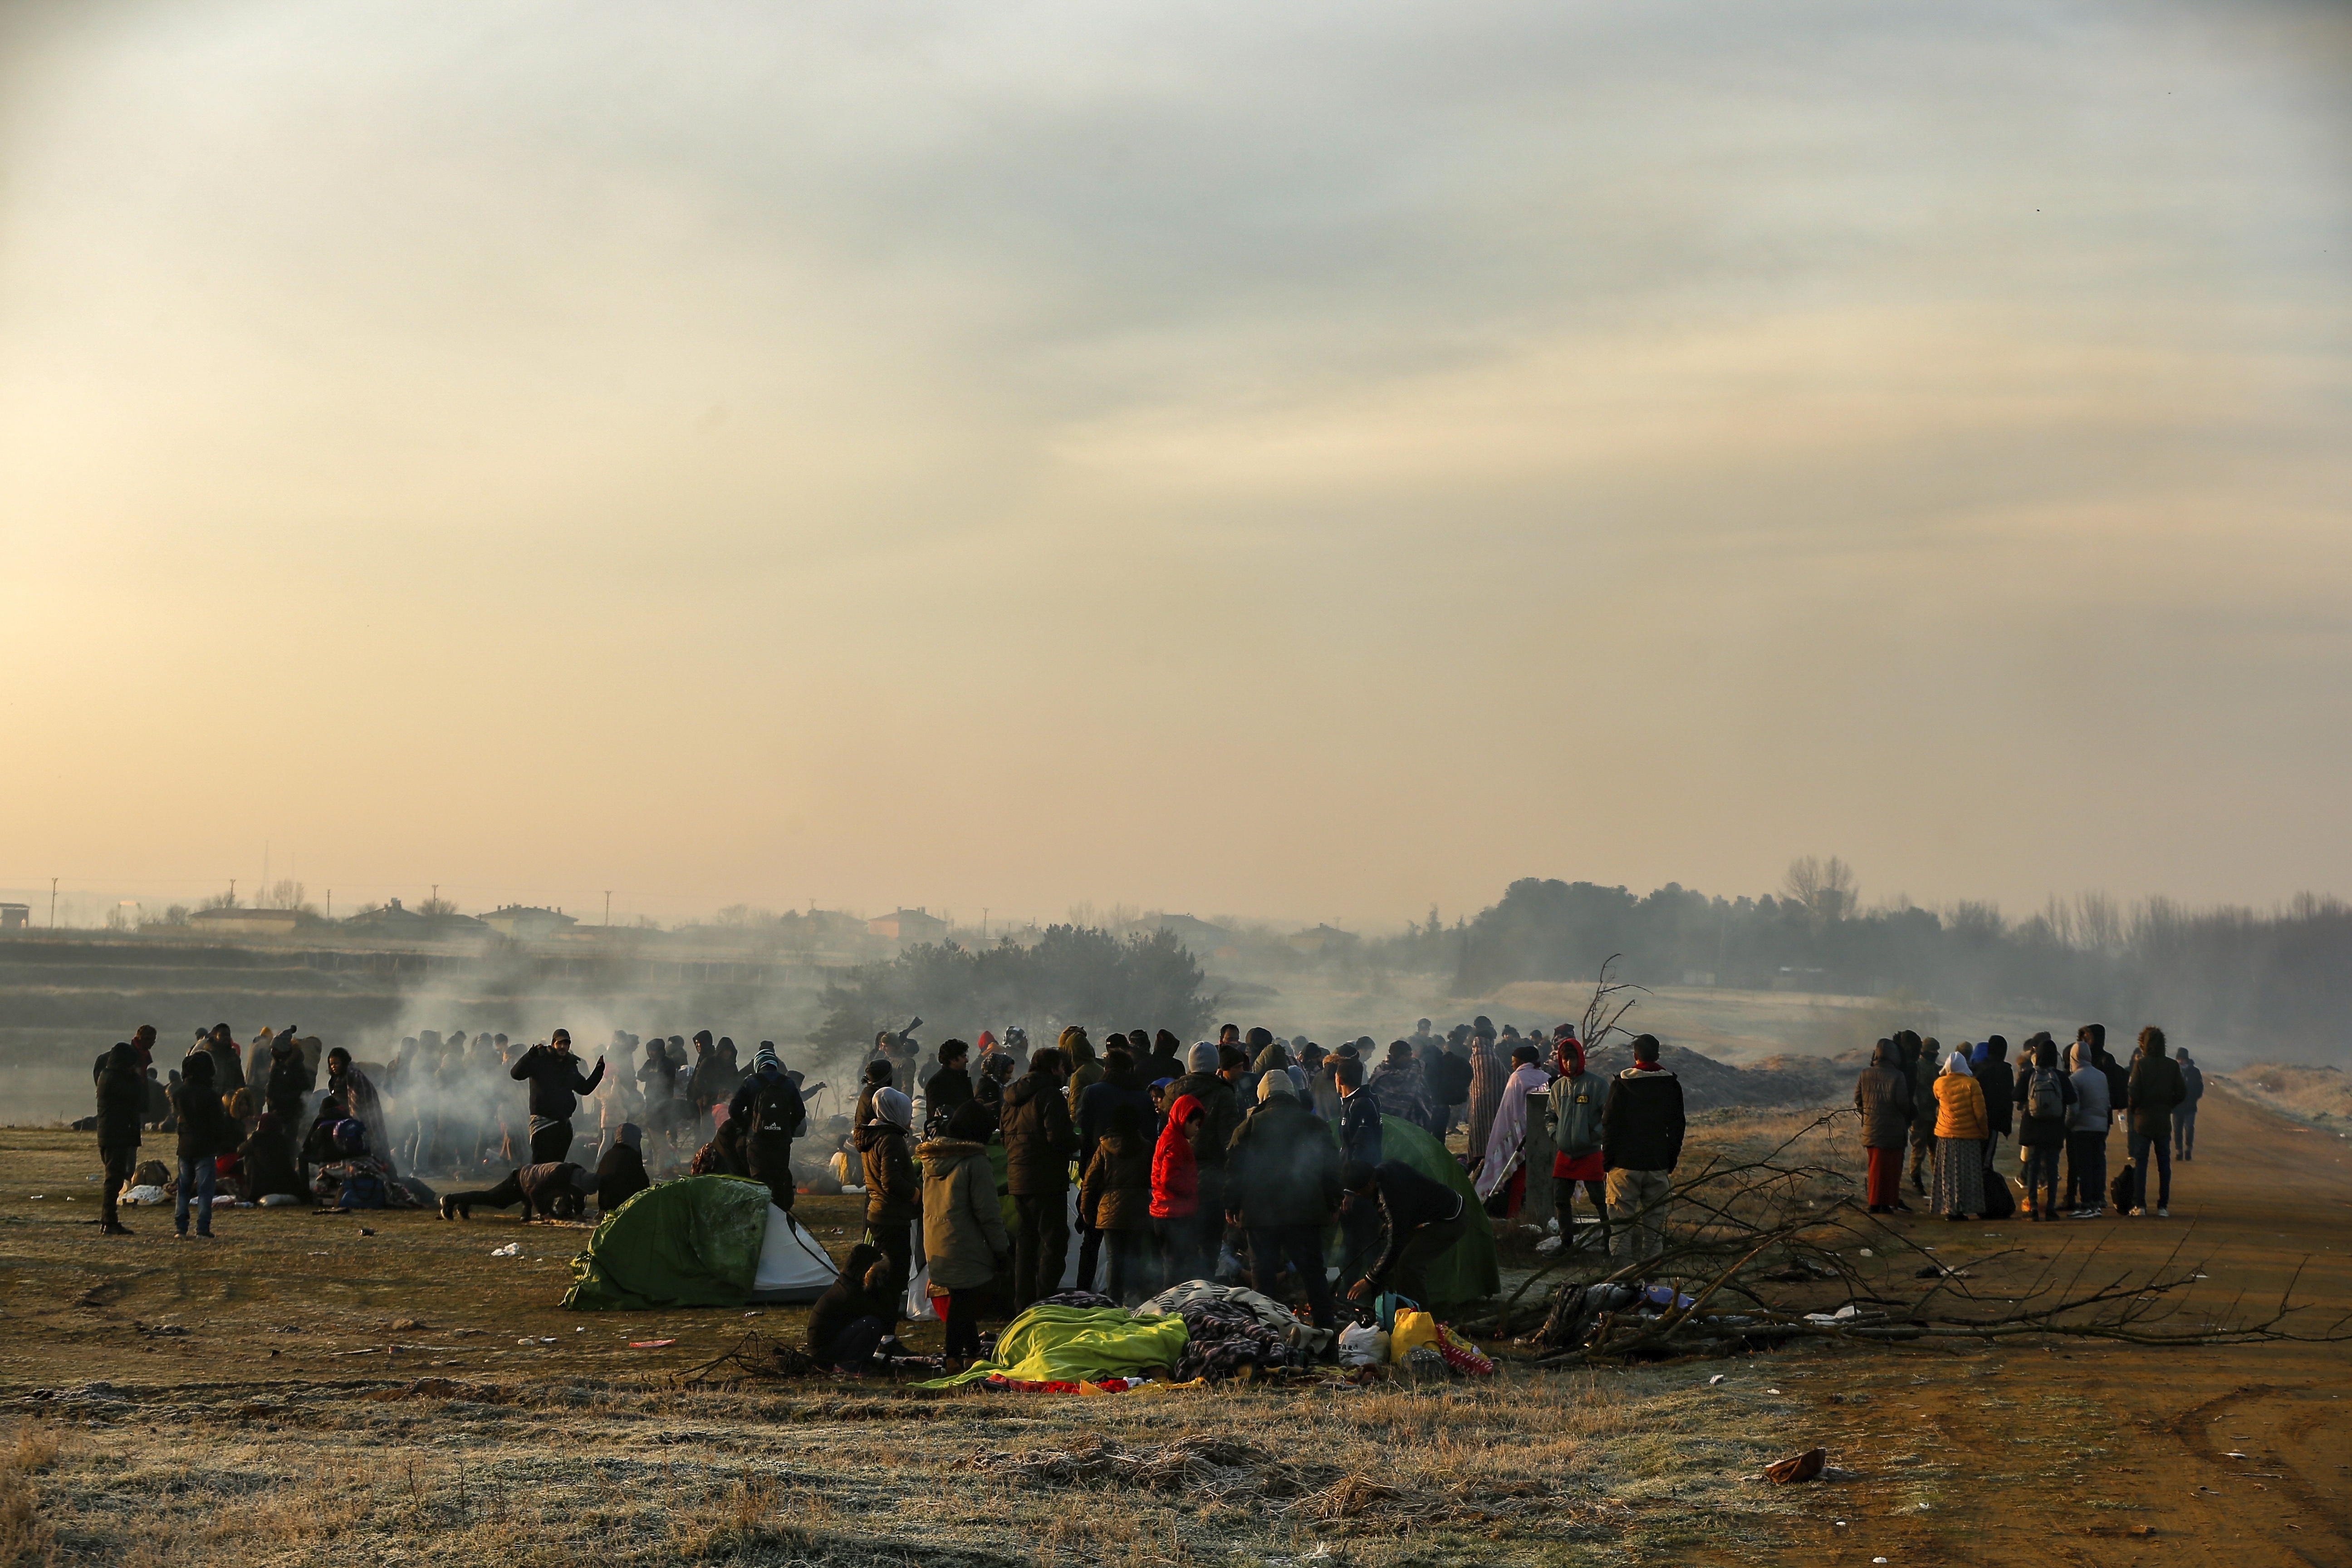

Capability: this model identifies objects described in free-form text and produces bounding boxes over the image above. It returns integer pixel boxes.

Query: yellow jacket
[1933,1075,1988,1141]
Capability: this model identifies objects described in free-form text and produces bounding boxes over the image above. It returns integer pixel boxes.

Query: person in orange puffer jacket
[1151,1094,1203,1293]
[1929,1050,1989,1221]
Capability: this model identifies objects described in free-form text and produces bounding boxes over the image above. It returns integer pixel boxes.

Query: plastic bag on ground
[1337,1323,1390,1367]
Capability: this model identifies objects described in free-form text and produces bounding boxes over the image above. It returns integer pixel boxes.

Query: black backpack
[2025,1068,2065,1122]
[751,1077,806,1140]
[1979,1162,2016,1220]
[2111,1169,2136,1213]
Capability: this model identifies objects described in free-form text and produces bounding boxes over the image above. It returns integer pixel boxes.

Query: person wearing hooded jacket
[94,1042,147,1235]
[1073,1046,1153,1294]
[858,1087,921,1303]
[730,1044,806,1212]
[1058,1027,1103,1115]
[1976,1036,2016,1164]
[2124,1025,2185,1217]
[1902,1032,1939,1194]
[1001,1048,1078,1309]
[1167,1041,1243,1280]
[921,1100,1012,1366]
[2012,1038,2077,1221]
[1151,1093,1205,1289]
[510,1029,605,1163]
[1079,1102,1156,1304]
[2174,1050,2204,1161]
[204,1024,246,1097]
[1224,1073,1343,1332]
[2063,1038,2112,1217]
[1852,1038,1915,1213]
[1144,1029,1186,1086]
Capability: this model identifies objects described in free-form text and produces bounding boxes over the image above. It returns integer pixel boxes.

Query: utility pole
[604,890,612,926]
[229,878,237,906]
[326,890,333,920]
[49,877,58,928]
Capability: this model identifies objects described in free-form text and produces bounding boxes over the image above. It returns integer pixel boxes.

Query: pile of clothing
[1133,1282,1333,1382]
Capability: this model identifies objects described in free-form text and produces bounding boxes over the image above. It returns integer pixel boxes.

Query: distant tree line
[809,925,1214,1054]
[1371,867,2352,1056]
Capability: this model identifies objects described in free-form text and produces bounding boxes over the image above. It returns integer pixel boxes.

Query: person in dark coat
[1600,1035,1685,1262]
[853,1057,894,1131]
[205,1024,246,1096]
[1000,1048,1078,1308]
[1330,1056,1386,1287]
[805,1243,901,1373]
[1224,1075,1342,1332]
[94,1042,147,1235]
[857,1088,921,1304]
[1852,1039,1914,1213]
[2012,1038,2077,1221]
[594,1123,650,1214]
[2174,1050,2204,1161]
[439,1160,598,1220]
[1342,1159,1468,1309]
[167,1050,237,1239]
[728,1044,805,1210]
[1976,1036,2016,1161]
[924,1039,974,1138]
[1079,1103,1157,1304]
[1900,1031,1938,1194]
[1072,1047,1155,1294]
[2125,1026,2186,1216]
[509,1029,605,1164]
[1145,1029,1186,1086]
[240,1112,307,1203]
[263,1031,315,1138]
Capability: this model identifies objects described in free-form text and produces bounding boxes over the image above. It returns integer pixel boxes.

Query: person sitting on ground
[439,1160,600,1220]
[1929,1049,1989,1222]
[1601,1034,1685,1261]
[919,1100,1012,1371]
[1852,1038,1915,1215]
[2013,1038,2077,1222]
[595,1122,650,1214]
[1343,1158,1468,1310]
[858,1088,921,1301]
[241,1111,307,1204]
[804,1243,905,1375]
[95,1042,147,1236]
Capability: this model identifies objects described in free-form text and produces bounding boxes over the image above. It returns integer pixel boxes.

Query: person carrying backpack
[2012,1039,2076,1221]
[730,1044,807,1211]
[2174,1051,2204,1161]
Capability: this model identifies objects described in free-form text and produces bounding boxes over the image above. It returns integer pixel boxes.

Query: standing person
[262,1028,316,1167]
[858,1087,921,1299]
[1059,1027,1103,1115]
[1073,1046,1152,1293]
[205,1024,246,1097]
[853,1058,894,1130]
[324,1049,393,1180]
[730,1044,807,1211]
[1600,1034,1685,1262]
[1976,1036,2015,1167]
[1369,1040,1431,1127]
[924,1039,975,1138]
[2174,1050,2204,1161]
[1474,1044,1553,1215]
[2013,1038,2077,1222]
[1929,1050,1988,1222]
[2064,1038,2112,1218]
[1079,1103,1156,1305]
[1224,1074,1343,1334]
[167,1050,235,1240]
[509,1029,605,1163]
[1545,1028,1613,1246]
[1852,1038,1915,1214]
[1168,1042,1244,1286]
[2124,1026,2185,1218]
[1000,1047,1078,1309]
[94,1042,146,1235]
[1150,1094,1205,1289]
[920,1100,1012,1369]
[1465,1018,1504,1159]
[2087,1024,2128,1180]
[1145,1029,1186,1086]
[1905,1033,1940,1195]
[1332,1057,1386,1285]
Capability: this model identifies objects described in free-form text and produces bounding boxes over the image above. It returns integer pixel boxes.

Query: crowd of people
[84,1009,2194,1377]
[1850,1023,2200,1223]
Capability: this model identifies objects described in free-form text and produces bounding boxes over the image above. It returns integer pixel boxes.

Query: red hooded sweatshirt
[1151,1094,1202,1218]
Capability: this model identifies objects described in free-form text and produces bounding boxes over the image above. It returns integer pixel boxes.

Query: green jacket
[1545,1072,1606,1160]
[918,1138,1010,1292]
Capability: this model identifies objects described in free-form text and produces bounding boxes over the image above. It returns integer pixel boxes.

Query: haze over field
[3,0,2347,927]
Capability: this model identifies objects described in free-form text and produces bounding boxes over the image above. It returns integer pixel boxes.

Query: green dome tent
[1377,1114,1502,1310]
[563,1175,840,1312]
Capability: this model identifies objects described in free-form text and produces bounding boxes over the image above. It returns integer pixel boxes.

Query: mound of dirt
[2224,1063,2352,1127]
[1581,1041,1858,1112]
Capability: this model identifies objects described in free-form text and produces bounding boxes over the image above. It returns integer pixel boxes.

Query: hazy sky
[3,0,2347,929]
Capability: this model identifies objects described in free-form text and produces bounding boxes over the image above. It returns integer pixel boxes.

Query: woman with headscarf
[326,1047,395,1180]
[1475,1044,1555,1212]
[1929,1049,1989,1221]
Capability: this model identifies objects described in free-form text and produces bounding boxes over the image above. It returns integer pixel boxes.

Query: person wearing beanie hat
[595,1122,650,1214]
[510,1029,605,1165]
[1186,1041,1218,1073]
[858,1087,921,1300]
[728,1045,807,1211]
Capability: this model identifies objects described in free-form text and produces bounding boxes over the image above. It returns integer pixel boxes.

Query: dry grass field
[0,1085,2346,1566]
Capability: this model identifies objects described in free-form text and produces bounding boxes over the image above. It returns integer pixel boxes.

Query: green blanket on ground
[1380,1114,1504,1310]
[913,1305,1190,1389]
[562,1175,772,1311]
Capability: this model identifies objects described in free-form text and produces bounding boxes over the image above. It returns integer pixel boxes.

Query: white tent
[749,1205,841,1303]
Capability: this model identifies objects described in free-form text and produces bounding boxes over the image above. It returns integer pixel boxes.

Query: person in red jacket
[1151,1094,1204,1292]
